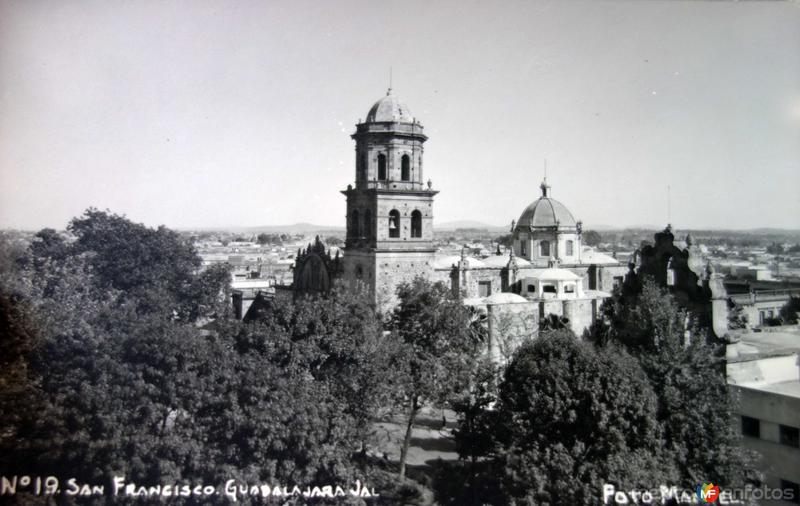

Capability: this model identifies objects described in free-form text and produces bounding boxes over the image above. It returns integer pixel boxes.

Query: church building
[340,88,439,309]
[237,89,733,360]
[338,89,628,341]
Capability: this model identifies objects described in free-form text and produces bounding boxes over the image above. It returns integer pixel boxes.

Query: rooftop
[726,327,800,400]
[727,327,800,362]
[463,292,531,306]
[747,380,800,399]
[365,89,415,123]
[578,247,619,266]
[524,267,582,281]
[515,180,577,229]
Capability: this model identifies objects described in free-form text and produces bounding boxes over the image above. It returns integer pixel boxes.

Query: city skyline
[1,0,798,231]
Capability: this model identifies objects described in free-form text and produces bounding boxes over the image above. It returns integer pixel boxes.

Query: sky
[0,0,798,231]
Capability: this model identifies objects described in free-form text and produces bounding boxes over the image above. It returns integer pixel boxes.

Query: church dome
[365,89,414,123]
[516,181,577,229]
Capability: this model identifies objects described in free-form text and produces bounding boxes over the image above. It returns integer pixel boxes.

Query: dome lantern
[515,182,577,230]
[364,89,415,123]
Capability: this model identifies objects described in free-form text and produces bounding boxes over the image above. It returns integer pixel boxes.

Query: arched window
[401,154,410,181]
[359,153,367,181]
[388,209,400,238]
[350,209,360,238]
[364,209,372,239]
[378,154,387,180]
[540,240,550,257]
[410,210,422,238]
[566,240,574,256]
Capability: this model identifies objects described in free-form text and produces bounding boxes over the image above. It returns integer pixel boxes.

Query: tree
[595,278,756,488]
[390,277,486,479]
[66,208,229,321]
[539,312,570,331]
[727,300,750,330]
[0,228,389,504]
[240,288,402,455]
[487,330,672,505]
[766,242,784,255]
[0,276,42,455]
[494,234,513,249]
[780,296,800,325]
[582,229,602,246]
[28,228,70,264]
[432,357,505,506]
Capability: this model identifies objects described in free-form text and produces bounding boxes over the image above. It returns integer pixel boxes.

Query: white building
[727,328,800,505]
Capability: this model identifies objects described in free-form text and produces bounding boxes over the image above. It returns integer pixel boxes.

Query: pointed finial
[540,159,552,197]
[387,67,393,95]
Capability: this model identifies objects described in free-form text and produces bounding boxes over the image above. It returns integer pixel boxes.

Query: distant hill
[436,220,507,232]
[243,222,344,234]
[183,223,344,234]
[180,222,799,238]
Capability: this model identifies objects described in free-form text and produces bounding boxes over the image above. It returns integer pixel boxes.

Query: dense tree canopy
[65,208,229,321]
[441,330,671,505]
[1,210,760,504]
[495,330,672,504]
[441,278,756,504]
[595,278,756,488]
[0,211,397,505]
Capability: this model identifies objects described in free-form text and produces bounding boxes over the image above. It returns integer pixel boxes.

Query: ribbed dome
[516,181,577,229]
[365,89,414,123]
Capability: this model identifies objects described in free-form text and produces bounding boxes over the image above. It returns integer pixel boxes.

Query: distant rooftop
[727,327,800,363]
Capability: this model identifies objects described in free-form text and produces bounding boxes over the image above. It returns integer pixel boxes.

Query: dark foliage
[593,278,758,488]
[582,230,603,246]
[440,330,671,505]
[0,213,395,505]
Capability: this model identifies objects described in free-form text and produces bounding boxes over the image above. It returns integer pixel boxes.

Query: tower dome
[365,89,414,123]
[516,180,577,229]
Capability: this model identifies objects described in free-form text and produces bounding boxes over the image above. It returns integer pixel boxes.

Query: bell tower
[341,89,438,309]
